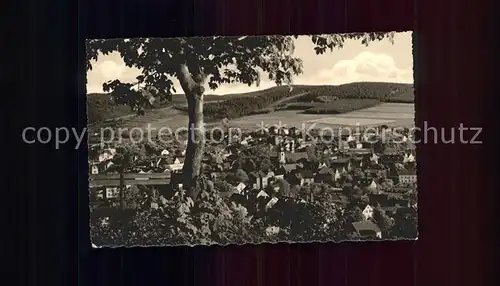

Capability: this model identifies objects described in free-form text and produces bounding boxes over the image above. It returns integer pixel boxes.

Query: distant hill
[197,82,414,120]
[86,82,413,123]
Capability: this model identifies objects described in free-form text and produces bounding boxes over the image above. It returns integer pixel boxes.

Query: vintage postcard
[86,31,417,247]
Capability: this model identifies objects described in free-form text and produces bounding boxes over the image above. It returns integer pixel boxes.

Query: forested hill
[87,82,413,123]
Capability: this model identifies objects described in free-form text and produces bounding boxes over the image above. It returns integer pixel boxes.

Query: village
[88,124,417,241]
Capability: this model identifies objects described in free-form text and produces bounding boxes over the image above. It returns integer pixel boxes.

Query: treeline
[303,99,381,114]
[295,82,413,102]
[385,88,415,103]
[201,86,295,120]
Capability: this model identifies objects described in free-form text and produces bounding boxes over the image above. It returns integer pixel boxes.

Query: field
[87,82,415,139]
[87,82,414,124]
[303,99,381,114]
[90,102,414,135]
[226,103,415,131]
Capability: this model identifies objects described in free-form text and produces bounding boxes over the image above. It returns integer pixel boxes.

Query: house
[155,157,171,168]
[380,154,404,165]
[362,204,375,220]
[351,157,363,168]
[105,187,119,199]
[271,135,284,146]
[265,197,279,211]
[234,182,247,194]
[333,169,341,181]
[330,158,351,172]
[403,153,415,163]
[299,169,315,185]
[346,134,356,142]
[95,160,115,173]
[288,127,300,136]
[357,178,378,192]
[317,161,328,169]
[286,170,304,186]
[256,190,269,198]
[329,193,349,205]
[285,152,309,163]
[268,126,279,135]
[90,164,99,175]
[249,170,275,190]
[337,140,350,150]
[283,140,295,153]
[398,169,417,184]
[365,168,388,178]
[103,150,115,161]
[274,168,286,180]
[281,164,297,174]
[98,153,107,162]
[314,167,335,184]
[352,221,382,239]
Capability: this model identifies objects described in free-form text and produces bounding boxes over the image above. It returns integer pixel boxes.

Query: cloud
[311,51,413,85]
[86,53,142,93]
[98,60,124,79]
[86,46,413,95]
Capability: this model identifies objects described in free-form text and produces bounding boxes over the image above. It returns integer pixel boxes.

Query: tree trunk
[177,64,206,190]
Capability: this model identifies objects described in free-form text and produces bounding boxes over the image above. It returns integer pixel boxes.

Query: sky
[86,31,413,95]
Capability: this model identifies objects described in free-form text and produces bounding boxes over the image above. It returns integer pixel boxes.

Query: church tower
[278,147,286,165]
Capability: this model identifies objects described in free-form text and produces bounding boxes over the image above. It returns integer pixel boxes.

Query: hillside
[87,82,414,124]
[86,87,280,124]
[196,82,414,120]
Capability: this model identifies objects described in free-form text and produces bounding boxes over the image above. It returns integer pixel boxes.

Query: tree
[259,157,273,173]
[87,33,394,189]
[243,158,257,172]
[373,207,395,235]
[379,178,394,190]
[234,168,249,183]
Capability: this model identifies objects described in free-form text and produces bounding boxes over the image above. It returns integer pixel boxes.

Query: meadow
[86,82,415,135]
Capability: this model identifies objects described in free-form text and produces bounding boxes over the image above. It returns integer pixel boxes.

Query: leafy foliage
[86,33,396,116]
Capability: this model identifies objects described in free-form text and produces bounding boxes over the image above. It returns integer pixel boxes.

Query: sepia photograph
[86,31,417,247]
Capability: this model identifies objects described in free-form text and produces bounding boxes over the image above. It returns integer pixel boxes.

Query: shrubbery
[89,188,358,246]
[90,184,418,246]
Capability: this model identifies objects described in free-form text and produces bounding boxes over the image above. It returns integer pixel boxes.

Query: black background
[8,0,496,285]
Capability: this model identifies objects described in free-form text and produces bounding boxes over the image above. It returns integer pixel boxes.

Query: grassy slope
[87,82,414,123]
[87,88,279,124]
